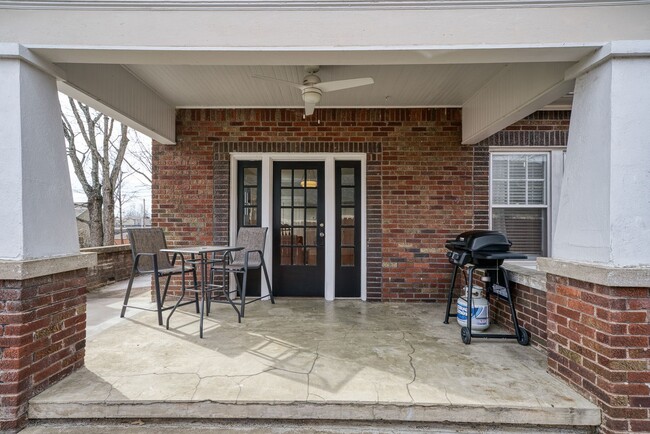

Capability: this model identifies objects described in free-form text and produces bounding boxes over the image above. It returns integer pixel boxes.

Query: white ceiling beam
[462,63,575,145]
[57,64,176,144]
[28,46,597,66]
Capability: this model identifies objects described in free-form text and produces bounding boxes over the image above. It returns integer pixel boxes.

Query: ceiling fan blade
[251,74,305,90]
[316,77,374,93]
[304,101,316,116]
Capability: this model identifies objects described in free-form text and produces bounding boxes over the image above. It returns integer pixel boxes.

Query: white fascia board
[565,40,650,80]
[2,6,650,49]
[28,45,599,66]
[57,64,176,144]
[462,63,575,145]
[2,1,649,11]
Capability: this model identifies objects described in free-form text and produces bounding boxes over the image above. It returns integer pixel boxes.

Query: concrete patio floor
[26,280,600,433]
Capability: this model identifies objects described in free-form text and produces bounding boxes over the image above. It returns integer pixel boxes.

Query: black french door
[272,162,325,296]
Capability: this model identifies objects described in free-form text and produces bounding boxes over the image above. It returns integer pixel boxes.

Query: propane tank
[457,285,490,331]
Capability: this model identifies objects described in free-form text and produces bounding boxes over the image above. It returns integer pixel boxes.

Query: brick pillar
[0,269,88,432]
[545,273,650,434]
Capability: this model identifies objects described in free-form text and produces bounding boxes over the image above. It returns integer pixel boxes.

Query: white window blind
[491,154,549,257]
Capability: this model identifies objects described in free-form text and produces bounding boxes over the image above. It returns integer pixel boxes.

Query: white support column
[552,44,650,267]
[0,55,80,261]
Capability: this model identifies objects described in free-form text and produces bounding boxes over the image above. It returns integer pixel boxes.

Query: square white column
[0,57,79,260]
[553,51,650,267]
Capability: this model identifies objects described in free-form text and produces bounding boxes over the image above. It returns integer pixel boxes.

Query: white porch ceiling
[124,64,509,109]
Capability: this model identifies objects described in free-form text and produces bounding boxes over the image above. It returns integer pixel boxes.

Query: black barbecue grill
[443,230,530,345]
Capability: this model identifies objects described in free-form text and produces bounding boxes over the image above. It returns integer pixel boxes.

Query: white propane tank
[457,285,490,331]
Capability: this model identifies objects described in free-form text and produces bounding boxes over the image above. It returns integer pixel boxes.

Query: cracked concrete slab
[28,292,600,430]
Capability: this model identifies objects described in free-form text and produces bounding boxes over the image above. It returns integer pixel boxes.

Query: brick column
[0,265,93,432]
[540,259,650,434]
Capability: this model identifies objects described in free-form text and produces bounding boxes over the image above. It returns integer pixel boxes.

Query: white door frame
[230,152,367,301]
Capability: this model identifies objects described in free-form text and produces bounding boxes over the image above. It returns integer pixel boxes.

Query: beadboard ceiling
[126,63,519,109]
[126,64,504,107]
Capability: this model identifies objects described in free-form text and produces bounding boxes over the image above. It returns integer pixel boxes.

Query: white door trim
[230,152,367,301]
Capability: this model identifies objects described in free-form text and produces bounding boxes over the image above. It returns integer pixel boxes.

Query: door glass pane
[305,228,317,245]
[306,189,317,206]
[281,169,292,187]
[293,228,305,246]
[341,247,355,266]
[294,170,305,187]
[244,188,257,206]
[280,227,291,245]
[294,208,304,225]
[281,188,292,206]
[341,188,355,206]
[305,208,317,225]
[294,247,305,265]
[281,208,292,226]
[293,189,305,206]
[243,208,257,226]
[341,207,355,225]
[244,167,258,186]
[305,247,317,266]
[341,228,354,246]
[341,168,355,186]
[305,169,318,188]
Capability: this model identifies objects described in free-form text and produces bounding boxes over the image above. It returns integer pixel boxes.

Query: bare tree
[123,131,152,183]
[62,98,129,246]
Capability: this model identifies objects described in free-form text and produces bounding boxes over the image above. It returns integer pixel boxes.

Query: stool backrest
[231,227,268,268]
[128,228,173,273]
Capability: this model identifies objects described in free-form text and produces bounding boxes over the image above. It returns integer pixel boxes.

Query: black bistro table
[161,245,243,338]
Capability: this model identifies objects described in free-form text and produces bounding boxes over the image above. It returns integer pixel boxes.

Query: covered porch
[27,278,599,433]
[2,2,650,433]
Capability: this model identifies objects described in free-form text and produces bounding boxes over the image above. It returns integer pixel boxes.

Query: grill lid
[445,230,512,252]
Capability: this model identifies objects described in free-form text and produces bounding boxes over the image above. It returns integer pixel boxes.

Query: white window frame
[489,150,556,259]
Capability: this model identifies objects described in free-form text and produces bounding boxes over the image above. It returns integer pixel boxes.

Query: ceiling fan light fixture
[302,88,322,104]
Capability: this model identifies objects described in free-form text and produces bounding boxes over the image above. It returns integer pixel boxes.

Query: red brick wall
[0,269,87,432]
[83,245,133,291]
[546,274,650,434]
[154,108,485,301]
[490,281,548,351]
[153,109,570,301]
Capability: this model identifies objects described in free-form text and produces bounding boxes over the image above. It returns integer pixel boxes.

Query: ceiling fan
[252,66,374,116]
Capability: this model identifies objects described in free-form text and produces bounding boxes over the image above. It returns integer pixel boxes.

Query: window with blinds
[490,153,548,257]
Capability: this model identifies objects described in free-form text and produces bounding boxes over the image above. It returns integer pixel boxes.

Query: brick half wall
[0,269,87,432]
[546,274,650,434]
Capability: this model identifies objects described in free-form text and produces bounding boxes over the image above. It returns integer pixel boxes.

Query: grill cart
[443,230,530,346]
